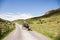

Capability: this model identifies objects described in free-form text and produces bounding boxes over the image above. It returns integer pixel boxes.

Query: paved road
[3,23,51,40]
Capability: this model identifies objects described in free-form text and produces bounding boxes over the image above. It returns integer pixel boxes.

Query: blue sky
[0,0,60,21]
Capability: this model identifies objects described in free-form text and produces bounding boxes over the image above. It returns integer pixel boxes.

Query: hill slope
[26,8,60,40]
[0,18,15,40]
[13,19,23,24]
[27,8,60,23]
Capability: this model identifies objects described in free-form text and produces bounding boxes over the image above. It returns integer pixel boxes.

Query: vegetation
[13,19,23,24]
[28,8,60,40]
[14,8,60,40]
[0,18,15,40]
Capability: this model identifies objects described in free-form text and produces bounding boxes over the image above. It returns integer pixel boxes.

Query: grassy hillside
[13,19,23,24]
[0,18,15,40]
[26,8,60,40]
[14,8,60,40]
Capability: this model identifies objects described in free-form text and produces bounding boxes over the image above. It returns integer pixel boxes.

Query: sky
[0,0,60,21]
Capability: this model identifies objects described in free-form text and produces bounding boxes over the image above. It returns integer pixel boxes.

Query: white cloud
[0,12,34,21]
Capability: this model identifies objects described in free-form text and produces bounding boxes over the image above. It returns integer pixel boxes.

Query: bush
[0,20,15,40]
[27,20,33,24]
[54,34,60,40]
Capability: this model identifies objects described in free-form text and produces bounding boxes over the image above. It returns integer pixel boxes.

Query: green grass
[29,14,60,40]
[0,18,16,40]
[28,9,60,40]
[30,22,60,40]
[13,19,23,24]
[0,27,15,40]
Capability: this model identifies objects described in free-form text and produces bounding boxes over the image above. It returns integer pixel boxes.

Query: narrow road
[3,23,51,40]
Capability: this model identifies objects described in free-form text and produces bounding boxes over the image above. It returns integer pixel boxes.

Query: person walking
[23,20,31,31]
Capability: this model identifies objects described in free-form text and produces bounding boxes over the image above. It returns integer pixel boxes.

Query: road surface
[3,23,51,40]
